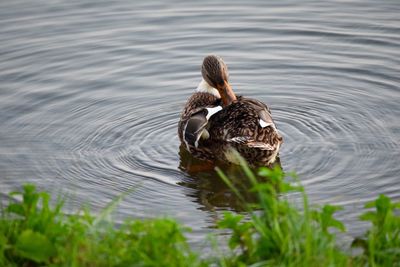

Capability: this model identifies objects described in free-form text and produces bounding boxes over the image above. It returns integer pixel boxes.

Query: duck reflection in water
[178,144,282,212]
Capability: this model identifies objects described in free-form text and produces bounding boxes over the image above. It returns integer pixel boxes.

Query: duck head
[201,55,237,106]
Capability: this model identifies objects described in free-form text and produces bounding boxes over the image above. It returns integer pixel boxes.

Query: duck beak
[218,81,237,106]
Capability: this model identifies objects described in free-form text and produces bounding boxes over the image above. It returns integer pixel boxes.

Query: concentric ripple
[1,0,399,247]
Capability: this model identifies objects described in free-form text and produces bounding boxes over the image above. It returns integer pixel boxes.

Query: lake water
[1,0,399,248]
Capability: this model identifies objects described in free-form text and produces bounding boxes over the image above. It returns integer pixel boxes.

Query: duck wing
[207,97,282,165]
[242,98,276,129]
[182,106,222,150]
[208,97,279,139]
[178,92,220,140]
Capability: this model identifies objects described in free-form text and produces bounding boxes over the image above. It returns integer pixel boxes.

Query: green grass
[216,167,348,266]
[0,184,203,267]
[0,162,399,266]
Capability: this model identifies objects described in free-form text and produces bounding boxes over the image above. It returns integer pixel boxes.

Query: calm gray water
[1,0,399,248]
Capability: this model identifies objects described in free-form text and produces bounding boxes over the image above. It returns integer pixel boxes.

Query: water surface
[1,0,399,248]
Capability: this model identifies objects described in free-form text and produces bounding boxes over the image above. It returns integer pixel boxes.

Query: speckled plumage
[178,94,283,167]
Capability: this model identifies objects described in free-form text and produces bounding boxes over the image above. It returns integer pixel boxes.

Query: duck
[178,55,283,167]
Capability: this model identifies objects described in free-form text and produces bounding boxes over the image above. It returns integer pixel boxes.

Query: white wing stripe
[259,119,274,128]
[206,106,223,120]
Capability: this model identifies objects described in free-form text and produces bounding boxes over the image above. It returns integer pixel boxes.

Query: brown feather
[179,93,283,167]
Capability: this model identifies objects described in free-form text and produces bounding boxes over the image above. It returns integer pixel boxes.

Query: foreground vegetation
[0,162,399,266]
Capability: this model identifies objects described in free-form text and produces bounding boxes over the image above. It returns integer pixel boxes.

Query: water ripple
[0,0,399,247]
